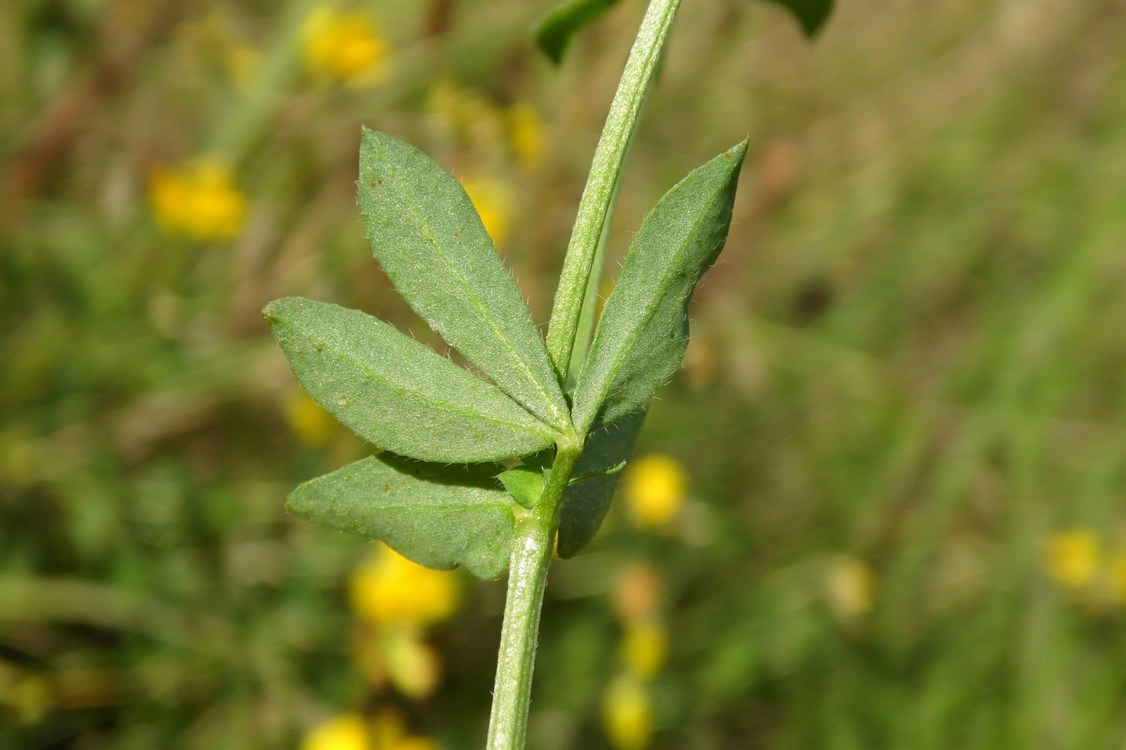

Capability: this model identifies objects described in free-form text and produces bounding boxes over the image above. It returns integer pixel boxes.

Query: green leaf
[556,410,645,558]
[287,455,517,580]
[571,141,747,432]
[534,0,621,65]
[497,466,545,509]
[532,0,830,66]
[263,297,556,463]
[761,0,833,37]
[358,128,571,434]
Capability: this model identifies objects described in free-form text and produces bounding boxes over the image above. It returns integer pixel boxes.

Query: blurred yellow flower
[148,158,247,240]
[350,544,460,627]
[301,710,437,750]
[303,6,390,86]
[285,389,335,446]
[1045,527,1101,589]
[622,455,687,531]
[302,714,369,750]
[372,708,439,750]
[462,178,513,248]
[427,81,499,134]
[426,80,468,124]
[621,619,668,679]
[612,563,664,623]
[602,673,653,750]
[425,80,513,163]
[826,557,876,620]
[381,627,442,699]
[508,102,546,171]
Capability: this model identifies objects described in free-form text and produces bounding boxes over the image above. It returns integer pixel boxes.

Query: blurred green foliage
[3,0,1126,748]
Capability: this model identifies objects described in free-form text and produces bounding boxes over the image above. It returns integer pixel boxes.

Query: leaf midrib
[288,321,557,442]
[349,498,514,511]
[375,144,568,433]
[581,188,721,425]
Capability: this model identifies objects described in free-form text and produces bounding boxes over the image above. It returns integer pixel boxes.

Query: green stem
[486,439,582,750]
[565,184,617,388]
[545,0,683,382]
[488,2,682,745]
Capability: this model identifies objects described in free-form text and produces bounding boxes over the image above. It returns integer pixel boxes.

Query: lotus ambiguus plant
[265,0,830,746]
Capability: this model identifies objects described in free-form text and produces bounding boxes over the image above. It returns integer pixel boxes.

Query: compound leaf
[571,141,747,432]
[264,297,556,463]
[557,410,646,558]
[358,128,571,434]
[288,455,517,580]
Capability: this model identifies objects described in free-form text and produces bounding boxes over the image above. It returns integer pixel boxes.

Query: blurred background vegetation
[3,0,1126,747]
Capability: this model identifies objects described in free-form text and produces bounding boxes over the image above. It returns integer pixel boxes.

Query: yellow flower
[372,708,439,750]
[380,626,442,699]
[462,178,513,248]
[426,80,506,152]
[826,557,876,620]
[508,102,546,171]
[1045,527,1102,589]
[621,619,668,678]
[350,544,460,627]
[602,673,653,750]
[426,80,468,125]
[303,6,390,86]
[285,389,335,446]
[149,158,247,240]
[301,711,438,750]
[621,455,687,531]
[302,714,369,750]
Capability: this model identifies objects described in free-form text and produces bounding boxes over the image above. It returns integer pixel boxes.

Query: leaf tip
[532,22,566,66]
[763,0,833,39]
[359,126,392,153]
[261,300,281,326]
[262,296,306,327]
[728,139,750,166]
[282,495,302,518]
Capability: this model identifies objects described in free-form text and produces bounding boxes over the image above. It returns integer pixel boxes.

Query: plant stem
[486,439,582,750]
[565,184,617,388]
[545,0,683,382]
[489,2,683,745]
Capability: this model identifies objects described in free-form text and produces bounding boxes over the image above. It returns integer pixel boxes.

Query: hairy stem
[566,184,617,388]
[545,0,683,382]
[488,2,683,745]
[486,439,582,750]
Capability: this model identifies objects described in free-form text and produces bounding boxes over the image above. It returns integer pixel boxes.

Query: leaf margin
[264,296,558,464]
[287,454,519,580]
